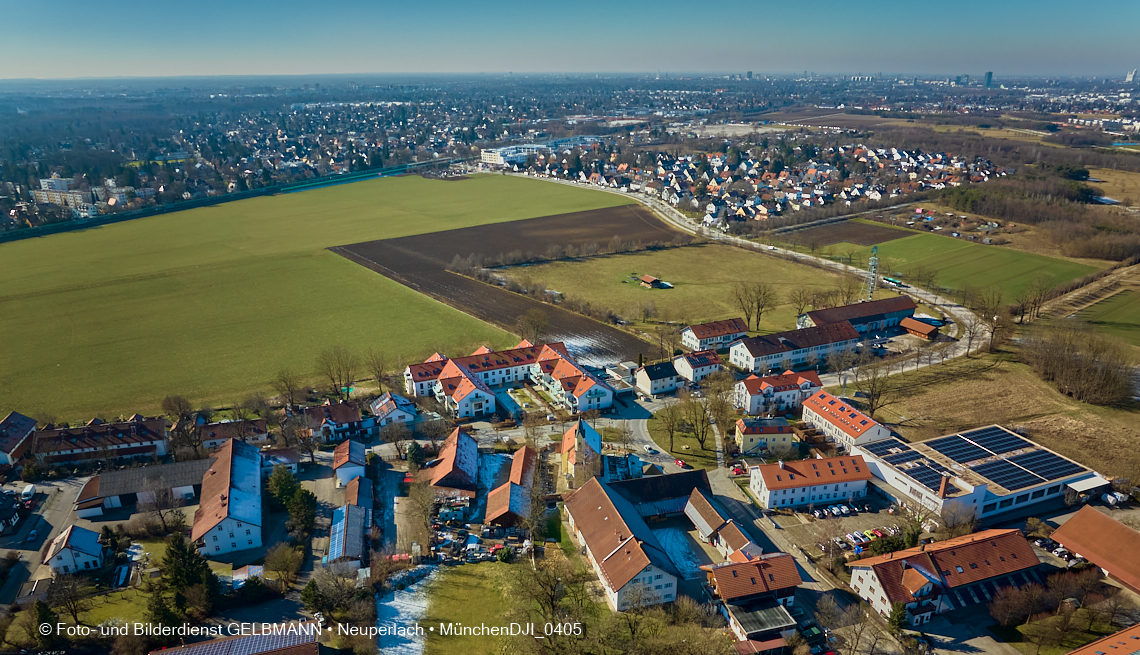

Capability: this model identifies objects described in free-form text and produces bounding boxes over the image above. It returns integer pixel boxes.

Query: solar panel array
[1008,450,1087,480]
[174,629,316,655]
[861,426,1088,494]
[971,460,1045,491]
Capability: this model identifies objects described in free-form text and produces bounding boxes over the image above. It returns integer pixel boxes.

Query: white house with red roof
[332,440,366,486]
[728,322,859,374]
[672,350,722,384]
[681,318,748,351]
[849,529,1041,625]
[801,391,891,448]
[734,371,822,415]
[749,455,872,509]
[43,525,104,575]
[191,439,263,557]
[531,344,614,412]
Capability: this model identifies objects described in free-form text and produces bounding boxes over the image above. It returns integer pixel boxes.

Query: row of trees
[1021,320,1135,406]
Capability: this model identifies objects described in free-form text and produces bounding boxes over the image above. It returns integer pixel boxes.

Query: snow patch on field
[471,453,510,521]
[651,527,703,579]
[375,568,440,655]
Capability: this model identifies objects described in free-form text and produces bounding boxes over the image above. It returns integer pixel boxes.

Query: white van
[21,484,35,501]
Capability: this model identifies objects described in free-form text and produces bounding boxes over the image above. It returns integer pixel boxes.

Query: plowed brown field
[333,205,679,364]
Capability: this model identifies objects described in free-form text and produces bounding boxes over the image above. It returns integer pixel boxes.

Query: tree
[404,479,435,549]
[654,324,682,360]
[751,282,780,330]
[296,418,320,463]
[516,308,549,344]
[406,441,427,468]
[272,368,303,406]
[286,488,318,539]
[1022,618,1061,655]
[47,574,90,625]
[146,586,182,633]
[788,286,813,317]
[835,605,874,655]
[161,395,195,421]
[381,422,411,459]
[365,348,387,393]
[162,533,216,594]
[264,542,304,589]
[315,346,360,400]
[731,282,756,329]
[1093,588,1135,627]
[1025,517,1054,539]
[940,503,978,539]
[989,585,1028,626]
[887,601,907,633]
[813,595,841,633]
[137,485,186,534]
[852,357,899,420]
[977,287,1011,352]
[960,318,984,357]
[837,275,862,305]
[267,465,300,507]
[31,600,59,648]
[417,418,452,454]
[658,400,682,452]
[680,392,714,451]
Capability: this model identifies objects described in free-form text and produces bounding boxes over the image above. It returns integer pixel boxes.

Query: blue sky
[1,0,1137,79]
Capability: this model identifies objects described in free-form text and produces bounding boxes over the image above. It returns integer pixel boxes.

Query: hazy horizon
[2,0,1137,81]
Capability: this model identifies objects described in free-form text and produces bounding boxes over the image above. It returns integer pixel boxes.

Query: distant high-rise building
[1127,69,1137,83]
[954,75,962,85]
[963,74,970,85]
[747,71,752,80]
[985,71,993,88]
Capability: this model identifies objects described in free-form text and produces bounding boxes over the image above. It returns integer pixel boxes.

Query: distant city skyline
[0,0,1138,80]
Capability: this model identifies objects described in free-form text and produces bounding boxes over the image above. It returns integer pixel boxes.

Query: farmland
[783,219,913,247]
[0,175,634,421]
[1076,290,1140,347]
[335,205,678,364]
[493,242,856,333]
[791,221,1101,300]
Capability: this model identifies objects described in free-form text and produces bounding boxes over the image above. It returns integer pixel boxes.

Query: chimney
[938,474,949,499]
[778,460,785,469]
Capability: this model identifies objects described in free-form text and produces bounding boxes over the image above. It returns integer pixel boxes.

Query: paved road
[0,476,88,603]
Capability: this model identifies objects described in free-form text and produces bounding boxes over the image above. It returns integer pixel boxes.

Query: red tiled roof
[34,417,167,458]
[802,391,881,439]
[685,318,748,340]
[718,520,753,553]
[428,428,478,488]
[708,553,802,601]
[853,529,1039,603]
[1063,624,1140,655]
[738,371,822,396]
[753,455,870,491]
[1051,506,1140,594]
[900,317,938,336]
[332,440,365,469]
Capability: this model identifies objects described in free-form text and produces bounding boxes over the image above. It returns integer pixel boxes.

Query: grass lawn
[498,242,857,333]
[988,611,1121,655]
[547,510,577,558]
[81,587,153,626]
[872,347,1140,478]
[1076,290,1140,346]
[422,562,511,655]
[1088,167,1140,204]
[0,175,632,421]
[646,410,719,470]
[827,230,1099,300]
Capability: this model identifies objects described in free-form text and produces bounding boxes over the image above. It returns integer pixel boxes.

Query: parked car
[872,529,885,538]
[674,459,687,469]
[839,505,850,515]
[643,445,657,455]
[863,530,878,541]
[1052,547,1069,557]
[813,510,824,519]
[732,466,746,476]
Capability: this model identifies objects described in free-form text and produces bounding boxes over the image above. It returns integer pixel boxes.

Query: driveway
[0,476,88,601]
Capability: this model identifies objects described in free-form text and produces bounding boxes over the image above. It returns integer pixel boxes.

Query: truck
[20,484,35,501]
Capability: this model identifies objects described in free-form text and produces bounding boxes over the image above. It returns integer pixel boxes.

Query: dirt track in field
[331,205,679,365]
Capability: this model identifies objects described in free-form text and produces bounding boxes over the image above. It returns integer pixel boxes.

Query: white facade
[566,509,679,610]
[749,468,870,509]
[336,463,366,486]
[681,326,746,351]
[635,367,679,397]
[728,337,857,374]
[672,355,721,384]
[47,545,102,576]
[733,376,820,416]
[201,516,262,556]
[802,400,891,448]
[447,386,495,419]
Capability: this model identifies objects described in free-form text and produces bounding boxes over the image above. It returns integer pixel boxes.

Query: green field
[498,243,887,333]
[423,563,511,655]
[1077,290,1140,346]
[837,229,1099,300]
[0,175,633,421]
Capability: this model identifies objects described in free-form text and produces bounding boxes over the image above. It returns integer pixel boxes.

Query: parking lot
[776,493,907,555]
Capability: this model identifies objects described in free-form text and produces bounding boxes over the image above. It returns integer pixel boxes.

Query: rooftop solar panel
[861,437,912,457]
[905,463,958,494]
[971,460,1046,491]
[1007,450,1087,481]
[960,426,1031,454]
[926,435,989,464]
[883,450,922,466]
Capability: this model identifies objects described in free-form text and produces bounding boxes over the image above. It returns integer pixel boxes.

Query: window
[84,560,91,569]
[248,540,253,545]
[246,530,251,535]
[63,565,69,573]
[229,533,234,538]
[215,546,220,552]
[236,522,242,527]
[655,584,662,590]
[1047,485,1061,495]
[664,582,672,588]
[213,536,218,542]
[1031,489,1045,499]
[970,563,978,569]
[655,574,662,580]
[983,503,997,513]
[664,594,673,600]
[998,499,1014,508]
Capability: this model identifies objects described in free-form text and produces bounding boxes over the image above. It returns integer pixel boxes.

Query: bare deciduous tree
[787,286,813,317]
[365,348,387,393]
[272,368,303,406]
[315,346,360,400]
[516,309,549,344]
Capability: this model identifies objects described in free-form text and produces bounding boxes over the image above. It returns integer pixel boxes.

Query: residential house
[563,477,681,610]
[73,459,211,518]
[32,416,169,465]
[749,456,872,509]
[531,344,615,413]
[301,401,377,442]
[333,440,366,486]
[849,529,1042,625]
[0,412,36,465]
[735,418,795,456]
[635,362,680,397]
[797,296,916,334]
[714,520,765,562]
[403,341,542,399]
[704,553,802,642]
[43,525,104,576]
[681,318,749,351]
[673,350,723,384]
[485,446,537,527]
[685,488,728,542]
[1064,625,1140,655]
[196,418,269,450]
[191,439,263,557]
[1050,505,1140,595]
[369,392,417,428]
[560,419,602,489]
[801,391,891,448]
[734,371,822,416]
[423,428,479,495]
[728,322,859,374]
